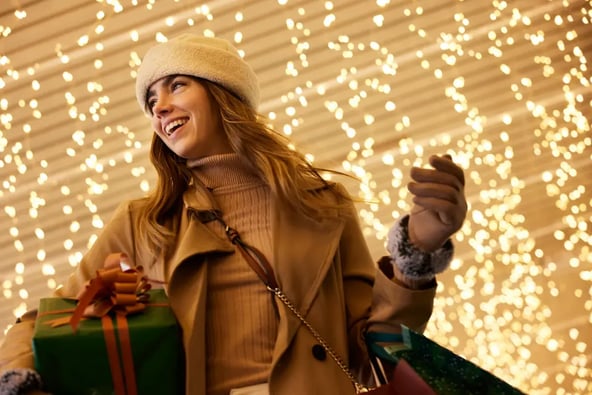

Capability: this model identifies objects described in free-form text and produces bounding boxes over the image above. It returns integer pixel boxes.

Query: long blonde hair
[136,77,353,256]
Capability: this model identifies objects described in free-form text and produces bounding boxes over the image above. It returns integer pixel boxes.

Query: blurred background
[0,1,590,393]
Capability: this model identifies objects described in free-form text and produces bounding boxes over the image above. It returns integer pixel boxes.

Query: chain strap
[266,285,371,393]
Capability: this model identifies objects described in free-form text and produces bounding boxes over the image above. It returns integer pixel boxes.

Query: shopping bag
[366,356,436,394]
[366,326,525,395]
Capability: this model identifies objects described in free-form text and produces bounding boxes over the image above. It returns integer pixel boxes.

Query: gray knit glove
[386,215,453,281]
[0,368,48,395]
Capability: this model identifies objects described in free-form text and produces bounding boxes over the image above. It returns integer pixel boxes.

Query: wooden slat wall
[0,1,590,393]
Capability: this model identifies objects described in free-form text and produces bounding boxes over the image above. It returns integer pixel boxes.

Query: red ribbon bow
[69,253,151,332]
[45,253,164,395]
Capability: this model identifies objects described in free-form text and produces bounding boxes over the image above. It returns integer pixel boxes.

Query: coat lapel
[165,185,234,278]
[167,258,208,395]
[271,199,345,359]
[164,185,235,394]
[164,185,233,338]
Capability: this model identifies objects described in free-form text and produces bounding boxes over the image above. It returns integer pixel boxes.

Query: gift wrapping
[32,289,184,395]
[367,325,525,395]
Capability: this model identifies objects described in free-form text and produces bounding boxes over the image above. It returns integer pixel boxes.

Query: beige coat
[0,184,436,394]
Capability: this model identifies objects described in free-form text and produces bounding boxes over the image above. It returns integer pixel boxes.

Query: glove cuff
[0,368,43,395]
[386,215,454,281]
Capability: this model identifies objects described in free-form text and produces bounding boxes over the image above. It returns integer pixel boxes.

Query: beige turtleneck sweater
[187,153,277,395]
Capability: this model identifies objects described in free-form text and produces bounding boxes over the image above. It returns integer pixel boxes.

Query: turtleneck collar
[186,153,263,191]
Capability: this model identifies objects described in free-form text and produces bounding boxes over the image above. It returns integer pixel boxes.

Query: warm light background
[0,1,590,394]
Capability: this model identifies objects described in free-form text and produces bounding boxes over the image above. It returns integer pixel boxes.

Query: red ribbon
[46,253,163,395]
[69,253,151,332]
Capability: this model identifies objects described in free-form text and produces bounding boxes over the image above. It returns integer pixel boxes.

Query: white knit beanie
[135,34,260,113]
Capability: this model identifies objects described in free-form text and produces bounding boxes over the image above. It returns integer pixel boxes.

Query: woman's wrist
[392,264,437,290]
[407,216,448,253]
[386,215,454,282]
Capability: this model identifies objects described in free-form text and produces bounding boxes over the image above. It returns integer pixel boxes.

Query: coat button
[312,344,326,361]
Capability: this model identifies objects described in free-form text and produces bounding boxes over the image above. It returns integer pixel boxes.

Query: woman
[0,34,467,395]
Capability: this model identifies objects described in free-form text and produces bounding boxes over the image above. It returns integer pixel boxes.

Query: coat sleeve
[0,200,139,374]
[54,200,142,298]
[337,196,436,373]
[0,312,37,372]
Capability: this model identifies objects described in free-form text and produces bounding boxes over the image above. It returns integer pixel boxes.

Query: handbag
[193,208,435,394]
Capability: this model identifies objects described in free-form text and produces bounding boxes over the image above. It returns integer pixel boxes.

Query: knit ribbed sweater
[187,153,276,395]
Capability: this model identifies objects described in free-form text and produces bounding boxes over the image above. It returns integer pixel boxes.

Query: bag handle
[192,208,372,393]
[365,332,404,363]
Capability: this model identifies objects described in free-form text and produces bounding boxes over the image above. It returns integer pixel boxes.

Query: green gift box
[32,289,184,395]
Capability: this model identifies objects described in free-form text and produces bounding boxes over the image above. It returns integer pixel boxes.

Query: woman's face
[147,75,233,160]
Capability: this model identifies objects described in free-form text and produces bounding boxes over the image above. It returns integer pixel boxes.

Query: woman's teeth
[165,119,187,135]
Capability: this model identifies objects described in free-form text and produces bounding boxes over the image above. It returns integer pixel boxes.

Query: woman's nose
[152,97,171,115]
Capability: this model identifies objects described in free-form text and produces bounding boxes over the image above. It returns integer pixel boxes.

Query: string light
[0,1,590,394]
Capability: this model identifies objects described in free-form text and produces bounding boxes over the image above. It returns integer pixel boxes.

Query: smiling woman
[0,33,468,395]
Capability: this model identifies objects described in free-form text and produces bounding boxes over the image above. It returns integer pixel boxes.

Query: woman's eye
[171,81,185,90]
[147,98,161,114]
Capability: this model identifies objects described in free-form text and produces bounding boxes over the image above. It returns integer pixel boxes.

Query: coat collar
[178,182,346,311]
[165,184,234,278]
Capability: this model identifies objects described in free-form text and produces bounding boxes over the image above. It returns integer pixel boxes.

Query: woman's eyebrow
[146,75,177,101]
